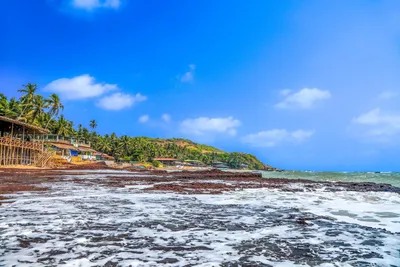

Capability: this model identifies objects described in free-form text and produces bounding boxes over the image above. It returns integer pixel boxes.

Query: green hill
[92,136,275,170]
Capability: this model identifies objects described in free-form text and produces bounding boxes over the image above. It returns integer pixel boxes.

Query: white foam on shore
[1,174,399,266]
[195,187,400,232]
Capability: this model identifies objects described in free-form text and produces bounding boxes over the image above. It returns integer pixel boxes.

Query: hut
[0,116,52,166]
[50,143,79,161]
[238,163,249,169]
[77,144,97,161]
[184,160,206,167]
[42,135,96,161]
[101,154,115,166]
[211,161,229,169]
[95,152,114,161]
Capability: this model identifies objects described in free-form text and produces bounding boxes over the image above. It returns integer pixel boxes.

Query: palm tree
[67,120,74,136]
[82,128,90,142]
[36,113,52,129]
[18,83,37,102]
[97,136,112,154]
[47,94,64,117]
[55,115,71,136]
[45,94,64,128]
[119,135,130,155]
[89,120,97,130]
[0,97,21,119]
[0,95,10,116]
[28,95,49,124]
[76,124,83,140]
[18,83,37,119]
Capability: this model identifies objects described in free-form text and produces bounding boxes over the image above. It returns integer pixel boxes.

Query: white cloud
[275,88,331,109]
[44,74,117,100]
[353,108,400,137]
[291,129,315,141]
[378,91,399,100]
[280,89,292,96]
[354,108,383,125]
[161,114,171,123]
[72,0,120,10]
[139,115,149,123]
[242,129,314,147]
[180,116,240,136]
[97,93,146,111]
[180,64,196,83]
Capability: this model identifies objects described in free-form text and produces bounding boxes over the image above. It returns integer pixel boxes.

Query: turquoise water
[260,171,400,187]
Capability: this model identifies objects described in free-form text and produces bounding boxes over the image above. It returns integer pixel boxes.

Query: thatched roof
[101,153,115,160]
[78,146,97,153]
[0,115,50,134]
[51,143,78,150]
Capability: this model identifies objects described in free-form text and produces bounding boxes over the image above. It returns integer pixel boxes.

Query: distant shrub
[152,160,161,168]
[121,156,132,162]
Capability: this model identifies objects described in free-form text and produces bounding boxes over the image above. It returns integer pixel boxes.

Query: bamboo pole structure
[21,127,25,165]
[11,129,14,165]
[7,124,14,165]
[11,123,15,165]
[0,135,47,167]
[0,141,3,165]
[0,117,54,167]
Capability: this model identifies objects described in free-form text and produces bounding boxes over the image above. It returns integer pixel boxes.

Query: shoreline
[1,163,399,202]
[1,164,399,266]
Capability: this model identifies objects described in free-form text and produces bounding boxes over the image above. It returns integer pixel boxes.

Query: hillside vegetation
[0,84,274,170]
[93,136,272,170]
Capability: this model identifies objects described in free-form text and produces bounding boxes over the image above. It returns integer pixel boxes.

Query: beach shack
[78,144,97,161]
[50,143,79,161]
[184,160,206,167]
[39,134,78,162]
[238,163,249,169]
[212,161,229,170]
[95,152,115,165]
[95,152,114,161]
[43,135,99,162]
[0,115,52,166]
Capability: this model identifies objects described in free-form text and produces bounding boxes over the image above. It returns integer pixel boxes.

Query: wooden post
[11,123,15,165]
[4,134,8,165]
[6,124,14,165]
[5,136,8,165]
[21,127,25,165]
[0,142,3,165]
[0,140,3,165]
[2,137,5,165]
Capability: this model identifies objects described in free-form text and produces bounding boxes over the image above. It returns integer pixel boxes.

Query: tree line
[0,84,267,169]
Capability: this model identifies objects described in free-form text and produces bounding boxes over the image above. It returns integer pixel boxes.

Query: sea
[0,170,399,266]
[261,171,400,187]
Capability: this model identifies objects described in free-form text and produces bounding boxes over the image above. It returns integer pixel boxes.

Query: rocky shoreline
[1,164,399,201]
[1,164,399,266]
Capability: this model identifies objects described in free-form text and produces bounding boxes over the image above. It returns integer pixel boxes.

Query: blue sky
[2,0,400,171]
